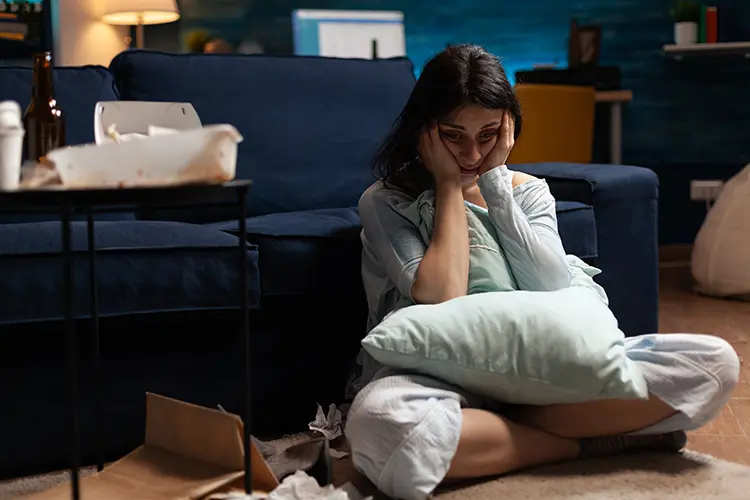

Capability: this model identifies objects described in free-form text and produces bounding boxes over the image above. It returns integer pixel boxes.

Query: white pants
[345,334,740,500]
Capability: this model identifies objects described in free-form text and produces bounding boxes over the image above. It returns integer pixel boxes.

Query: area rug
[3,436,749,500]
[432,450,749,500]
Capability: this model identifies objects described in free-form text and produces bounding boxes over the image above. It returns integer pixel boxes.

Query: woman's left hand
[478,110,515,177]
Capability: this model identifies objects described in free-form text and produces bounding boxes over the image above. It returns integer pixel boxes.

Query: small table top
[0,180,252,211]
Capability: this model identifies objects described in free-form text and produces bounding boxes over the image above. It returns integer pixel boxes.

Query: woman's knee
[345,375,464,500]
[629,333,739,394]
[672,334,739,429]
[631,333,740,430]
[345,386,409,481]
[707,335,740,397]
[687,334,740,397]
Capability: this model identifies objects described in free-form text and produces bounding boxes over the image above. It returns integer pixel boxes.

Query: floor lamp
[102,0,180,49]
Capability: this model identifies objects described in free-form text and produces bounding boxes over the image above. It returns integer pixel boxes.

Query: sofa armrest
[514,162,658,204]
[515,162,659,337]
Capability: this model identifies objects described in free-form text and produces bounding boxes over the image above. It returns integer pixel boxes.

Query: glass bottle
[23,52,65,163]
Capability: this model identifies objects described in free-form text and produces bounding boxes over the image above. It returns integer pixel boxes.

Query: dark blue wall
[179,0,750,243]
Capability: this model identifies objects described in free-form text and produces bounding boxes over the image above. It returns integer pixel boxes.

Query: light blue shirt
[348,166,572,395]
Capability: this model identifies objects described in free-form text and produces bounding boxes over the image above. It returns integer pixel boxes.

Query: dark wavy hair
[373,44,522,195]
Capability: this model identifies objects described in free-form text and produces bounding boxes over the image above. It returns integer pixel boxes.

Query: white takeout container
[94,101,202,145]
[45,124,243,189]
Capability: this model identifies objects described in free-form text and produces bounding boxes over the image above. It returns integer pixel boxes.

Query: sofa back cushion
[109,50,416,216]
[0,65,118,149]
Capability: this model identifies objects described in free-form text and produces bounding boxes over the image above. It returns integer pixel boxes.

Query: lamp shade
[102,0,180,26]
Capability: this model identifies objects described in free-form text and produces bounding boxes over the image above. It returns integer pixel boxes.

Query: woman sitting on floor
[344,44,740,500]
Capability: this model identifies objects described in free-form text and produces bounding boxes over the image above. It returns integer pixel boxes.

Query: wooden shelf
[663,41,750,59]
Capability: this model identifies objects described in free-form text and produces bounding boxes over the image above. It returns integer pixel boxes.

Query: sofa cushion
[109,51,416,217]
[208,208,362,296]
[209,202,596,297]
[557,201,597,260]
[0,221,260,325]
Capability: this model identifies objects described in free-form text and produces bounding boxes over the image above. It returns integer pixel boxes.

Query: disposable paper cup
[0,127,25,190]
[0,101,21,129]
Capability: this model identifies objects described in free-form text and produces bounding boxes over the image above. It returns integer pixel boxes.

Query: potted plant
[670,0,701,45]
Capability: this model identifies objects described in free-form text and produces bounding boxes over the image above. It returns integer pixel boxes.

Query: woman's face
[437,104,505,183]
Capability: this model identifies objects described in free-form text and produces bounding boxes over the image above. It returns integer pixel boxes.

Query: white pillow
[361,259,648,405]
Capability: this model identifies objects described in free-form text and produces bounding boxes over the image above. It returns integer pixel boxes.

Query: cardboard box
[27,393,279,499]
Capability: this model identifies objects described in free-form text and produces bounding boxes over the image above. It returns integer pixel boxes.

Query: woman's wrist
[478,163,507,177]
[477,165,514,204]
[478,164,511,186]
[478,161,508,177]
[435,177,463,193]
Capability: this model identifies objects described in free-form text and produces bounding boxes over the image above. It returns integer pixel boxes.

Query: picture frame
[568,20,602,68]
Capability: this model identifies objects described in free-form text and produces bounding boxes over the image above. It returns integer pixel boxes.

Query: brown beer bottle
[23,52,65,163]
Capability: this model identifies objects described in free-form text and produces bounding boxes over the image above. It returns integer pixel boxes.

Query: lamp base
[136,21,144,49]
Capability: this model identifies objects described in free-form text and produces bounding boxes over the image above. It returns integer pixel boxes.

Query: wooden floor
[661,266,750,464]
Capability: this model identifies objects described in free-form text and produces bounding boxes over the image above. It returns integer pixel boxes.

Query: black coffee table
[0,180,256,499]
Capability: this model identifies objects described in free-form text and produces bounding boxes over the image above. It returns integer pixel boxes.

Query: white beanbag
[692,164,750,300]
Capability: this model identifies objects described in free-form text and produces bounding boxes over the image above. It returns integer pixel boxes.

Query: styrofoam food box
[45,124,243,189]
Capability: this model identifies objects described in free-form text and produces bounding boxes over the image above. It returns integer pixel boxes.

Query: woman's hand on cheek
[418,126,462,185]
[478,110,515,177]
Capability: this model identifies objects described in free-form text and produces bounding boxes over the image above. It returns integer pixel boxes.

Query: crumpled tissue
[309,403,342,441]
[269,471,370,500]
[209,471,371,500]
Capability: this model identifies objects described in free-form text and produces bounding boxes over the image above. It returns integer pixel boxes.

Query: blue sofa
[0,50,659,478]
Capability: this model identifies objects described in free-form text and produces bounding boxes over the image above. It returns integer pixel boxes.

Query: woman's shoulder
[506,169,556,209]
[506,169,551,196]
[510,170,538,188]
[359,180,417,214]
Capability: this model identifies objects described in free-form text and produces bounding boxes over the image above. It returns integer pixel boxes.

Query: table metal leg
[237,186,252,494]
[86,208,103,472]
[609,102,623,165]
[61,204,81,500]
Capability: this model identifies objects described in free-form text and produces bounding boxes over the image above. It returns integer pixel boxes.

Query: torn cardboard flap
[26,393,279,500]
